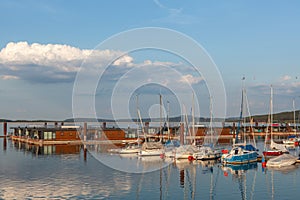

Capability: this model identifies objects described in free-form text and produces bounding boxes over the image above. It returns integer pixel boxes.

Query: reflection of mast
[250,168,257,200]
[180,170,184,188]
[160,168,162,200]
[237,174,246,200]
[271,170,274,200]
[3,138,7,151]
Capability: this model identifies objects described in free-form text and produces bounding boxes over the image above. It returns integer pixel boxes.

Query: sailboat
[119,95,141,154]
[263,86,288,157]
[193,96,221,160]
[283,98,300,146]
[266,153,297,167]
[139,94,164,157]
[174,109,199,160]
[222,77,258,164]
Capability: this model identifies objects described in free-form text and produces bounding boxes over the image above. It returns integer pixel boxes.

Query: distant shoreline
[1,109,299,123]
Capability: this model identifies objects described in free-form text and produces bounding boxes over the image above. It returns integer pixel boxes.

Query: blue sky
[1,0,300,120]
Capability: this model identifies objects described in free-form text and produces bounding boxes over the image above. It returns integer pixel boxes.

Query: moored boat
[221,145,258,164]
[119,143,140,154]
[138,141,164,156]
[266,154,297,167]
[193,145,221,160]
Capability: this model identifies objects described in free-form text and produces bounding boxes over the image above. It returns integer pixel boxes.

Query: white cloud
[0,75,19,80]
[179,74,203,85]
[280,75,292,82]
[112,55,133,66]
[0,41,133,83]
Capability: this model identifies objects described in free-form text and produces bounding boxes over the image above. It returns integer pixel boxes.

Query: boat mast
[236,76,245,144]
[209,95,213,144]
[167,101,170,140]
[270,85,273,142]
[293,98,296,135]
[136,94,140,145]
[159,93,162,143]
[192,92,196,145]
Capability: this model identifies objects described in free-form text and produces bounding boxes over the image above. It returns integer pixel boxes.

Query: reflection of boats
[196,159,219,168]
[266,154,297,167]
[222,162,258,175]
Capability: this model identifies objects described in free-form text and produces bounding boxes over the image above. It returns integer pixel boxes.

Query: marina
[1,136,300,199]
[1,121,300,199]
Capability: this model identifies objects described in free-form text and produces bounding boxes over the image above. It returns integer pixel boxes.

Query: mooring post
[83,122,87,142]
[3,122,7,136]
[84,144,87,162]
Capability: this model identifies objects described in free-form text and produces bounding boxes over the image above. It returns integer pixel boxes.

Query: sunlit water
[1,138,300,200]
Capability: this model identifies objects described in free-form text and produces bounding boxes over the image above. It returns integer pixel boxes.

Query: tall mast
[159,93,162,142]
[136,94,140,145]
[192,92,195,145]
[167,100,170,140]
[209,95,213,144]
[270,85,273,141]
[293,98,296,135]
[236,76,245,143]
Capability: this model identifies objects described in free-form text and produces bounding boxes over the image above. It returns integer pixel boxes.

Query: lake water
[1,137,300,199]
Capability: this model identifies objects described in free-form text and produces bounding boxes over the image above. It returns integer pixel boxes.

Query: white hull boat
[266,154,297,168]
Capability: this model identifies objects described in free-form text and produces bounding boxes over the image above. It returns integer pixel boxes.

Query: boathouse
[11,126,81,141]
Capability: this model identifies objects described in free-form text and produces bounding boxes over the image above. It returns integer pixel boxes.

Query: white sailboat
[119,95,141,154]
[266,153,297,167]
[193,96,221,160]
[174,108,199,160]
[139,94,164,157]
[283,98,300,146]
[222,77,258,164]
[263,86,289,157]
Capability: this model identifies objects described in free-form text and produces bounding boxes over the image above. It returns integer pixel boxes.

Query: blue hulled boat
[221,143,258,164]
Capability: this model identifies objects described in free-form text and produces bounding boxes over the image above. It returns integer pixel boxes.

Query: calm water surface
[1,138,300,200]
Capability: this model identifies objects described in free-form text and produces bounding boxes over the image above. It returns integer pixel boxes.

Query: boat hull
[222,151,258,164]
[139,149,164,157]
[263,151,284,157]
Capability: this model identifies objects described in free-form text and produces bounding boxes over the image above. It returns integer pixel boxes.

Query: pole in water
[3,122,7,136]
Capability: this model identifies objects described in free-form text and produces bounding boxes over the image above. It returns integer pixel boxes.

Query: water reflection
[1,139,300,200]
[222,163,258,176]
[3,138,6,151]
[11,140,81,156]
